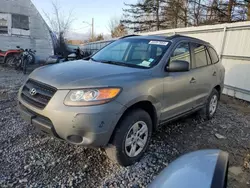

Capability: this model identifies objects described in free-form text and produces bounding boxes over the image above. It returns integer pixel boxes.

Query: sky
[32,0,136,39]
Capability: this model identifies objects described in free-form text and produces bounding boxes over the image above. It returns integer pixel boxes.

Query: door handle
[213,71,217,76]
[190,77,196,83]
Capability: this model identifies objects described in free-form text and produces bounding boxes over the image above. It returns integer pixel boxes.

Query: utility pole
[92,18,94,39]
[83,18,94,40]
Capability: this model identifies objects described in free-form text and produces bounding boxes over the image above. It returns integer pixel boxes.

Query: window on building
[0,14,8,34]
[12,14,29,30]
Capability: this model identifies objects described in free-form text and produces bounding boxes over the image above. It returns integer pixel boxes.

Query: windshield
[92,38,170,68]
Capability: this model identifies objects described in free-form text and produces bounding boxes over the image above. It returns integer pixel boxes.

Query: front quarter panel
[114,75,164,123]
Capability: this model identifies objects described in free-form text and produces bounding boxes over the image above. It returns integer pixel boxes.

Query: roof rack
[119,34,140,39]
[166,34,182,39]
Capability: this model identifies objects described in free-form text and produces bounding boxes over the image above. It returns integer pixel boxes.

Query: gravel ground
[0,66,250,188]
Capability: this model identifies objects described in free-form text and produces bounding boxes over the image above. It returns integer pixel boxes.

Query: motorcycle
[0,46,23,66]
[14,48,36,74]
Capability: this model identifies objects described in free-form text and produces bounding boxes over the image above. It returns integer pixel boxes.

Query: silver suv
[18,35,225,166]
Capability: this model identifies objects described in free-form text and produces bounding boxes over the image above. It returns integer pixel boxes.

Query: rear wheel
[202,88,219,120]
[105,109,152,166]
[4,56,15,66]
[6,54,19,67]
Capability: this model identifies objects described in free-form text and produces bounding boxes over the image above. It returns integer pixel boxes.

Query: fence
[140,21,250,102]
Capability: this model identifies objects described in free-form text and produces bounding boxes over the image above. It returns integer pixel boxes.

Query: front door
[161,42,197,120]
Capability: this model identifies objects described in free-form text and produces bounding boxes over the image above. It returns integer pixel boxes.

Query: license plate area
[20,109,36,124]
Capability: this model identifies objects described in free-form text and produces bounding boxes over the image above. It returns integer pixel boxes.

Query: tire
[6,54,18,67]
[15,57,22,70]
[201,88,219,120]
[27,52,35,64]
[5,56,14,65]
[3,56,14,66]
[105,109,152,166]
[23,59,27,74]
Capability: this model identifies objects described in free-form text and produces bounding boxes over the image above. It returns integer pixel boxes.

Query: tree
[111,23,128,38]
[88,34,104,42]
[122,0,250,31]
[121,0,167,32]
[108,17,120,34]
[108,17,128,38]
[43,0,74,35]
[96,34,104,41]
[248,0,250,20]
[43,0,75,56]
[163,0,189,28]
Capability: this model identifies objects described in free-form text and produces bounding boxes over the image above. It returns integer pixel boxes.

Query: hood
[29,60,150,89]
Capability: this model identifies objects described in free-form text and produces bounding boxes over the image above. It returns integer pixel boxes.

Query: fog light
[67,135,83,144]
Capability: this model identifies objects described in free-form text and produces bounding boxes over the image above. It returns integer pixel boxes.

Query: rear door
[207,46,224,86]
[189,43,217,107]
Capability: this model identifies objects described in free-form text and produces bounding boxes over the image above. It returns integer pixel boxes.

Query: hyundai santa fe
[18,35,225,166]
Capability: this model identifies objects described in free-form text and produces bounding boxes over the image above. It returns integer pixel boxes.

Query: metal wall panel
[140,21,250,101]
[223,29,250,57]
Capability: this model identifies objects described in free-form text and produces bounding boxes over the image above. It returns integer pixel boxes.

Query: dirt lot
[0,66,250,188]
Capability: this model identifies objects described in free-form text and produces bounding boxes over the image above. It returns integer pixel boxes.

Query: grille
[21,79,57,109]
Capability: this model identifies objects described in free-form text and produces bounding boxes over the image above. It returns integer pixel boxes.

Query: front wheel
[105,109,152,166]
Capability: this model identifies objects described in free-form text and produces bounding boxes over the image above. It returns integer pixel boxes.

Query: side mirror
[166,60,189,72]
[16,46,20,48]
[149,150,229,188]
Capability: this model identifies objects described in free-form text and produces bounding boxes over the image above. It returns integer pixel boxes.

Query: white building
[0,0,54,59]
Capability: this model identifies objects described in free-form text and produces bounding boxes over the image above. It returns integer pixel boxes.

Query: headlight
[64,88,121,106]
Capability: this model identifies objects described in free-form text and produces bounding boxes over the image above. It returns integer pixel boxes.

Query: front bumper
[18,89,126,147]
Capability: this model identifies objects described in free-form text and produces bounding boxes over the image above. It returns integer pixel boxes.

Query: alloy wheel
[125,121,148,157]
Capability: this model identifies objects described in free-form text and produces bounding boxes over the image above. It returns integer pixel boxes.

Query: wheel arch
[108,98,160,144]
[3,52,19,63]
[214,85,222,99]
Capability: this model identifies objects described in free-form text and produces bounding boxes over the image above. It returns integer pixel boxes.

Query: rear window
[208,47,219,64]
[192,44,208,68]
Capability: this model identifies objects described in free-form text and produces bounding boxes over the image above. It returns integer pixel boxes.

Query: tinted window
[170,42,190,64]
[12,14,29,30]
[208,47,219,64]
[192,44,208,68]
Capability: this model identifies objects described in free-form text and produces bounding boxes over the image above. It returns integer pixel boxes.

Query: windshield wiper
[90,57,98,62]
[100,60,147,69]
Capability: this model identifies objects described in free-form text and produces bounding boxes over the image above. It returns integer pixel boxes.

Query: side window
[170,42,191,64]
[208,47,219,64]
[192,43,208,68]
